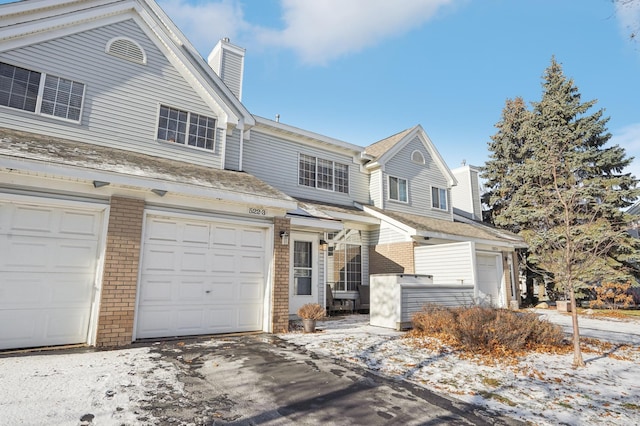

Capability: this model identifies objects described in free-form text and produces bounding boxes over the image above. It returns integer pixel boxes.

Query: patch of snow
[0,347,182,425]
[280,313,640,426]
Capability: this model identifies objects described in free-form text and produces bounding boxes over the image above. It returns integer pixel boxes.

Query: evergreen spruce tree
[483,57,640,367]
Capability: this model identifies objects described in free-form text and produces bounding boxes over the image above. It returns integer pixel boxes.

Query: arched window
[105,37,147,65]
[411,150,425,164]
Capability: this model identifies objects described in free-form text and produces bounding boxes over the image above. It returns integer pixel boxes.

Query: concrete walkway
[533,308,640,346]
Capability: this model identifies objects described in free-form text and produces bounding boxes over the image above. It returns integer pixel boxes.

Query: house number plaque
[249,207,266,215]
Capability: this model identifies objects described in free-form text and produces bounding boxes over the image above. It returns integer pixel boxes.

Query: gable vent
[106,37,146,65]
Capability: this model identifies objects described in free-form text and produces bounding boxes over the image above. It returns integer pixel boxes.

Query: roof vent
[106,37,146,65]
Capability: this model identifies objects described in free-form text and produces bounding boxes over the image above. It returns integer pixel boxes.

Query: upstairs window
[157,105,216,151]
[0,62,85,122]
[298,154,349,193]
[432,186,448,210]
[388,176,408,202]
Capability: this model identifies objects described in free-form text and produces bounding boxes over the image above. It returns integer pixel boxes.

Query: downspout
[239,126,244,171]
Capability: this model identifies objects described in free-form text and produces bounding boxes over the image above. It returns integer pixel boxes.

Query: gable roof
[363,205,526,249]
[0,128,295,209]
[363,125,457,187]
[0,0,254,130]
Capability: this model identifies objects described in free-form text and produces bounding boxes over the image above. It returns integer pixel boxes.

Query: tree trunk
[569,285,585,367]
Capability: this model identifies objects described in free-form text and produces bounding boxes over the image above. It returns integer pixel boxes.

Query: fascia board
[361,205,416,235]
[415,229,524,249]
[289,216,344,231]
[0,157,297,211]
[322,210,380,225]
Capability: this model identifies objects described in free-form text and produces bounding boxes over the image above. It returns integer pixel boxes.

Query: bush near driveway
[410,305,566,356]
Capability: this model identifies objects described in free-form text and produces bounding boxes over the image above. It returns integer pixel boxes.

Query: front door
[289,233,318,315]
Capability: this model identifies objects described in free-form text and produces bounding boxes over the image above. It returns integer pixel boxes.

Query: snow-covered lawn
[0,311,638,425]
[280,313,640,426]
[0,347,182,425]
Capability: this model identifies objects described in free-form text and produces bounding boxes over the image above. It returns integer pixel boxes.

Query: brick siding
[95,196,144,347]
[369,242,416,275]
[271,217,291,333]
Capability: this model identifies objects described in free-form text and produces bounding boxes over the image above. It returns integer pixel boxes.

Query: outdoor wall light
[93,180,110,188]
[319,239,328,250]
[151,189,167,197]
[280,231,289,245]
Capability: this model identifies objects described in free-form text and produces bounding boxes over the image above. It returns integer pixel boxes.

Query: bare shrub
[297,303,326,320]
[412,304,457,334]
[411,305,566,356]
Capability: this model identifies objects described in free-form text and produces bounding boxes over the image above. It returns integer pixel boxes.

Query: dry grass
[409,305,567,358]
[296,303,326,320]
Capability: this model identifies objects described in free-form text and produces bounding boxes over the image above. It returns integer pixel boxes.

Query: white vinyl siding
[244,129,369,205]
[383,135,452,220]
[414,242,475,286]
[0,20,224,169]
[219,49,243,100]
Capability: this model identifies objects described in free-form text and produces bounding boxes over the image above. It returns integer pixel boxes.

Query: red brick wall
[95,196,144,347]
[271,217,291,333]
[369,242,416,275]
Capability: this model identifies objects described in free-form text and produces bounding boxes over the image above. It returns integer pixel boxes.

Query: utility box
[370,273,435,330]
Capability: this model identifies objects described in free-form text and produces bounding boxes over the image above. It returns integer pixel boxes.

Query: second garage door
[136,214,268,339]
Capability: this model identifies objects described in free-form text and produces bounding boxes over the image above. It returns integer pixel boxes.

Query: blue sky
[154,0,640,177]
[3,0,640,178]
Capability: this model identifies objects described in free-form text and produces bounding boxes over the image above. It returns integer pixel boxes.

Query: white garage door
[136,214,268,339]
[0,199,104,350]
[476,253,501,307]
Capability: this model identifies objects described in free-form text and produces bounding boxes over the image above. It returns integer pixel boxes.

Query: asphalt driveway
[145,333,524,425]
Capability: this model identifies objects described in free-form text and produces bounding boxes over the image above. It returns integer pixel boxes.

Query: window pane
[389,176,398,200]
[317,158,333,190]
[187,112,216,150]
[335,163,349,193]
[299,154,316,187]
[0,63,40,113]
[158,105,189,144]
[399,179,407,202]
[294,241,312,267]
[41,74,84,120]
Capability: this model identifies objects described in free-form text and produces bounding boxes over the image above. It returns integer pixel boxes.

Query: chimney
[208,37,245,101]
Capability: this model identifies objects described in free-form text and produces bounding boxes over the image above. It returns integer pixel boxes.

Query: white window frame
[297,153,349,194]
[431,186,448,210]
[156,104,216,151]
[388,175,408,203]
[0,61,85,123]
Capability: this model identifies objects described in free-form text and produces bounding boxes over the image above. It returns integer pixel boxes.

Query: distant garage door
[476,253,501,307]
[136,214,268,339]
[0,198,104,350]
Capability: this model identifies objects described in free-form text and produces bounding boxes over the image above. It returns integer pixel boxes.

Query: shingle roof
[0,128,294,203]
[366,206,526,246]
[363,127,415,160]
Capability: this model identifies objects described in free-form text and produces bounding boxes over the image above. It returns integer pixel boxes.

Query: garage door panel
[181,250,208,272]
[211,252,237,273]
[59,211,102,237]
[240,254,265,274]
[1,237,98,272]
[138,215,267,339]
[239,281,263,300]
[241,229,265,249]
[211,226,238,247]
[9,205,55,233]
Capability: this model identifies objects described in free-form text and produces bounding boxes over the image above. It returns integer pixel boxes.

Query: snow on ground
[280,312,640,426]
[0,346,182,425]
[0,310,638,426]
